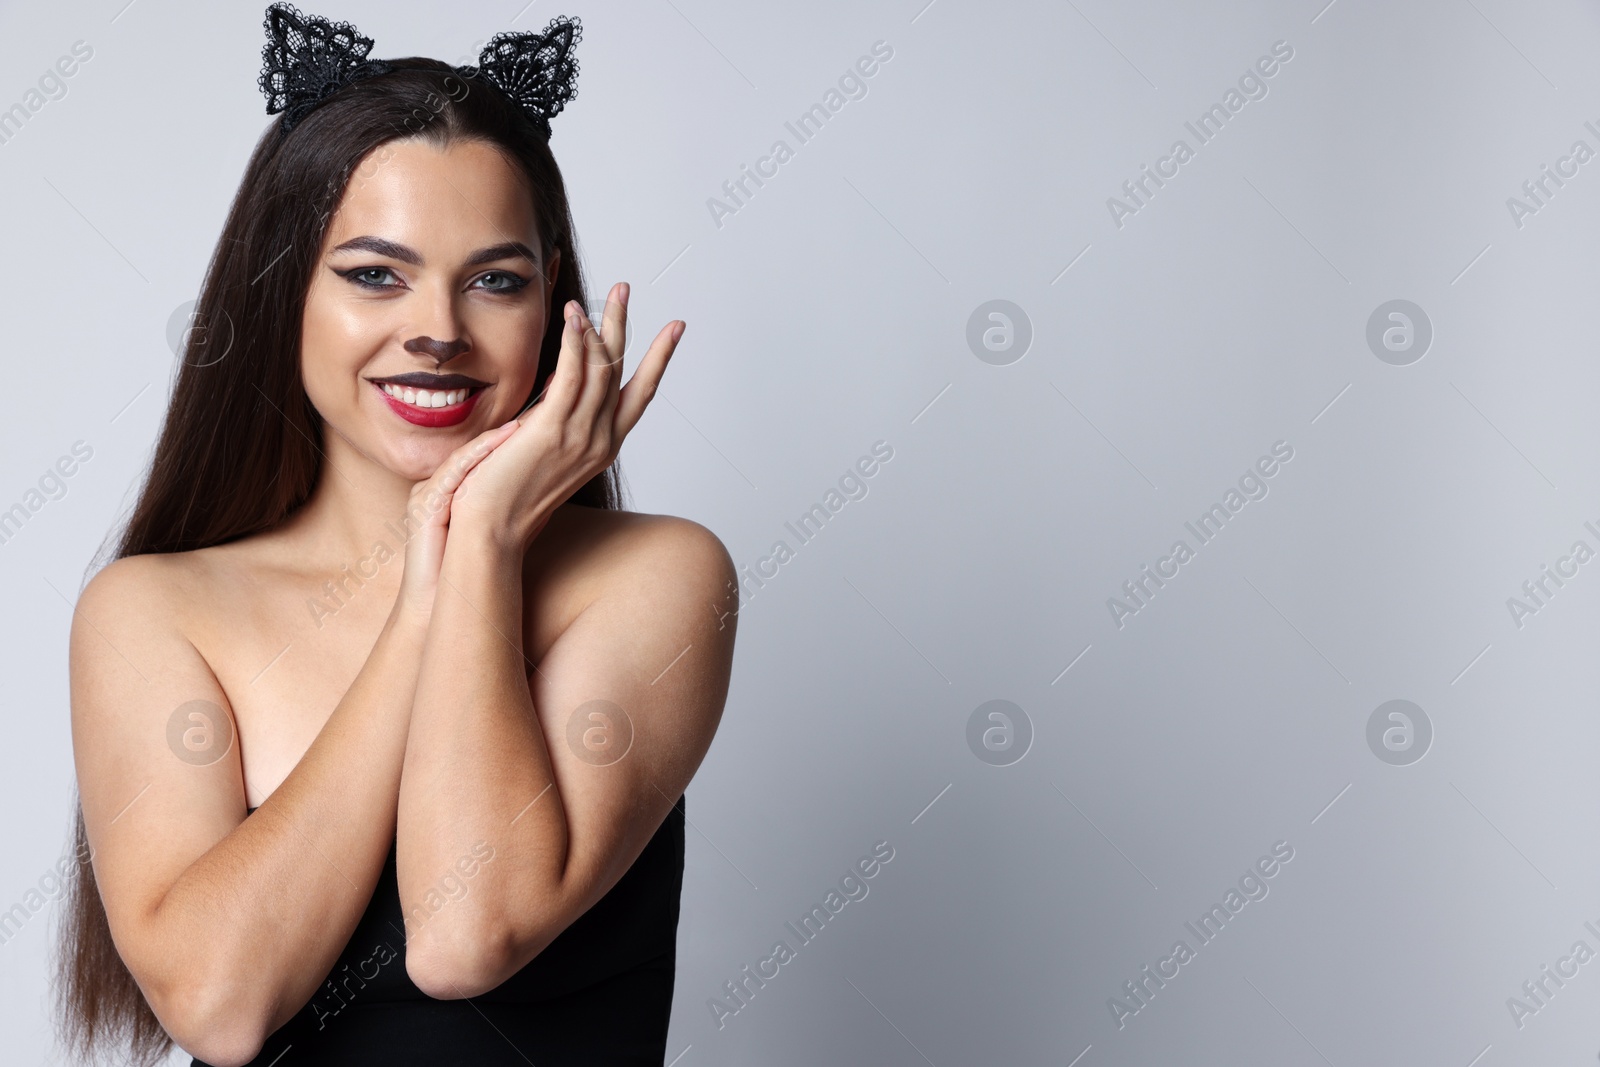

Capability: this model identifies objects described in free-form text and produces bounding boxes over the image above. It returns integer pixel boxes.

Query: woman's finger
[598,282,626,417]
[569,302,616,429]
[423,420,519,511]
[613,319,682,441]
[527,300,586,424]
[600,281,628,369]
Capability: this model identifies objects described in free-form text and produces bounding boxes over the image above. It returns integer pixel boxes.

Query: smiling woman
[54,6,737,1067]
[301,140,557,447]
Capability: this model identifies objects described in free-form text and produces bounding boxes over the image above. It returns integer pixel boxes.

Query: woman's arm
[395,284,736,996]
[398,513,736,997]
[69,555,426,1066]
[70,427,513,1066]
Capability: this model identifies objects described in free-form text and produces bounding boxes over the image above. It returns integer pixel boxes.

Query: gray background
[2,0,1598,1064]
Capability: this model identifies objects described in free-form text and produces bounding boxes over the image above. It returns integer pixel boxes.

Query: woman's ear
[544,249,561,296]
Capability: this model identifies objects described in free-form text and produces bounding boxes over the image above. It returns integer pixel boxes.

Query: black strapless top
[192,795,686,1067]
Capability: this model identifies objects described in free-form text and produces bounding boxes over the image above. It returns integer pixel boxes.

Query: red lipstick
[373,381,483,427]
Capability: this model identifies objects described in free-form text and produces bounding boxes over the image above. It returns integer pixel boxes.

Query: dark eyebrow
[330,235,421,265]
[328,235,540,269]
[464,242,540,268]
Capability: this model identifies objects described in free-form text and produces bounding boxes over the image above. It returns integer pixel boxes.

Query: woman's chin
[378,439,467,483]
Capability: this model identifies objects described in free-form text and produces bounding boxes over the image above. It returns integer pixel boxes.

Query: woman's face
[300,136,559,481]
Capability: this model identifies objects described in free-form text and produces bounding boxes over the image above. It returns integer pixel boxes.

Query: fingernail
[619,282,630,308]
[672,321,685,343]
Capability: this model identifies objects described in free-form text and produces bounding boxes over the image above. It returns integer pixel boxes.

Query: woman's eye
[475,271,529,293]
[345,267,398,289]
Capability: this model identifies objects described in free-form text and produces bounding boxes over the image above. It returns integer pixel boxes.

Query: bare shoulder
[70,549,234,745]
[534,504,734,595]
[75,539,257,645]
[71,547,250,851]
[523,506,736,655]
[75,551,202,641]
[70,536,306,750]
[621,511,735,590]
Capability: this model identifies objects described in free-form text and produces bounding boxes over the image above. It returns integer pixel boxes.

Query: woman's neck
[271,423,422,572]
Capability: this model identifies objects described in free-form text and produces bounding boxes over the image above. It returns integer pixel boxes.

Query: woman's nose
[403,335,471,365]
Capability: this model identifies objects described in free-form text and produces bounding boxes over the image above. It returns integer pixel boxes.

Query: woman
[53,7,737,1065]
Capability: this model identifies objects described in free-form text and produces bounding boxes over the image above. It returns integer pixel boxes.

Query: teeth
[380,383,472,408]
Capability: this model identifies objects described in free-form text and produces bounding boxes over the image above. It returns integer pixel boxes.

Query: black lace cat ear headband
[257,2,581,139]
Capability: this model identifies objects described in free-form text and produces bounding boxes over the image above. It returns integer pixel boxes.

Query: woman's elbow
[405,916,548,1000]
[176,1031,268,1067]
[156,975,271,1067]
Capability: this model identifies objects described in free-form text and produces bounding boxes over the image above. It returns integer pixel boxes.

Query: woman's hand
[449,281,682,550]
[395,420,521,624]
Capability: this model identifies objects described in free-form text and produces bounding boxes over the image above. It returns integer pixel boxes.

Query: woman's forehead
[328,138,540,251]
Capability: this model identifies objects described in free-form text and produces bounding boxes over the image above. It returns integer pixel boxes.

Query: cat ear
[258,2,392,133]
[458,17,582,141]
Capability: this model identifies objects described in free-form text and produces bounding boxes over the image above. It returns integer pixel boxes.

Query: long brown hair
[54,57,621,1065]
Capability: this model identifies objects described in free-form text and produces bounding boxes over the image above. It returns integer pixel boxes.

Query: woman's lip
[373,381,484,427]
[370,373,489,389]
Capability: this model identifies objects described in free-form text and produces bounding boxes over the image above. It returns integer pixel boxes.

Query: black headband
[257,3,581,140]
